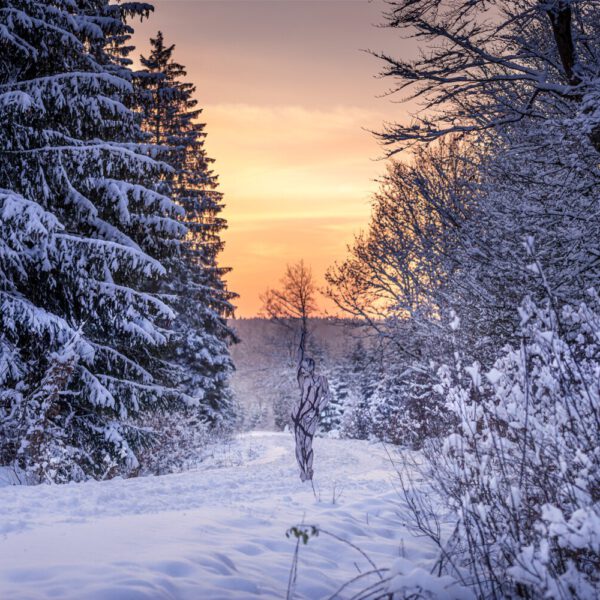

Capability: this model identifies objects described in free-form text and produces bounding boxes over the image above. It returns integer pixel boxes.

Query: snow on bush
[136,412,234,476]
[410,288,600,598]
[388,558,475,600]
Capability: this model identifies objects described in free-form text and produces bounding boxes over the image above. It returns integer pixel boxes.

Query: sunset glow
[132,0,407,316]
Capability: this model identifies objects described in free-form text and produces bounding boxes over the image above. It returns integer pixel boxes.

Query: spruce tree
[341,340,377,440]
[319,365,349,435]
[0,1,187,482]
[136,32,237,426]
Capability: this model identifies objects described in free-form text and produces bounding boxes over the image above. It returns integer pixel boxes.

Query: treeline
[324,1,600,598]
[0,2,235,483]
[229,316,369,433]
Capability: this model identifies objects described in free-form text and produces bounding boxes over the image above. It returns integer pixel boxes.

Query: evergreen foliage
[340,340,377,440]
[135,31,237,425]
[0,0,187,482]
[319,364,349,435]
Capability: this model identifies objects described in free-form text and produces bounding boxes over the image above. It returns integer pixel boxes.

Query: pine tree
[0,1,187,482]
[135,31,237,426]
[341,340,377,440]
[319,364,349,435]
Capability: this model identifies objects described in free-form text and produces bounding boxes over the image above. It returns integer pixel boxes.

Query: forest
[0,1,599,599]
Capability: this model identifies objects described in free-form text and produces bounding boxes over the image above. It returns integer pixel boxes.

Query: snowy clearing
[0,432,437,600]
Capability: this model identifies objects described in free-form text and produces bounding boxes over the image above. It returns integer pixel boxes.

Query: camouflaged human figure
[292,356,331,482]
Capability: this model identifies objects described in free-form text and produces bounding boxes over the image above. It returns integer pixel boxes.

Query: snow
[388,558,475,600]
[0,432,437,599]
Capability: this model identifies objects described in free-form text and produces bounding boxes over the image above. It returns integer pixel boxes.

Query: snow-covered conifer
[135,31,237,425]
[340,340,377,440]
[319,365,349,435]
[0,1,187,481]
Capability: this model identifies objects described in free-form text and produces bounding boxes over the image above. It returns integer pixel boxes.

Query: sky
[132,0,412,316]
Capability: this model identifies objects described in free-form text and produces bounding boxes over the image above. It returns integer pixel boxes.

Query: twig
[286,536,301,600]
[310,477,318,500]
[326,569,390,600]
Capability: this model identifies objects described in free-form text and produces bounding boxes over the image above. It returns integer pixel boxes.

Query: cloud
[205,103,384,202]
[200,103,386,315]
[221,213,368,317]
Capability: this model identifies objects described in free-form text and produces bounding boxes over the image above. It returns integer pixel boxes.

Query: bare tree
[261,260,318,354]
[261,261,330,483]
[374,0,600,153]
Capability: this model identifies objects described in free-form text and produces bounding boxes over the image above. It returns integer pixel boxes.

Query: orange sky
[132,0,411,316]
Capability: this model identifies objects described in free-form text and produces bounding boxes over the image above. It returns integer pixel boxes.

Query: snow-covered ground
[0,432,437,599]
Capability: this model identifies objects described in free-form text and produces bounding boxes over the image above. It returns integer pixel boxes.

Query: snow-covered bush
[414,289,600,598]
[324,335,452,447]
[136,411,234,475]
[368,363,451,448]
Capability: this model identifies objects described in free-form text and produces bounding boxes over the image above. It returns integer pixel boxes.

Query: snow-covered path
[0,432,436,599]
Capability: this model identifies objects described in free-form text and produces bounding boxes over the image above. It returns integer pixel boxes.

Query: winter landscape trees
[136,31,237,425]
[0,0,598,598]
[323,0,600,597]
[132,30,237,472]
[0,1,235,482]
